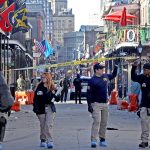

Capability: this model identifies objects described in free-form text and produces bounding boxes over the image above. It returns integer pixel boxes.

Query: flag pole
[3,35,6,77]
[6,37,9,83]
[0,33,1,71]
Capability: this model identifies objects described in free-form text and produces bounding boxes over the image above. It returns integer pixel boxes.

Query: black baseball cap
[93,63,105,70]
[143,63,150,70]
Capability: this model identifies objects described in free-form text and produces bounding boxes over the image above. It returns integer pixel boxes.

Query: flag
[0,0,6,9]
[0,0,6,5]
[11,3,30,34]
[0,3,15,33]
[7,0,15,6]
[7,0,25,10]
[44,40,53,58]
[35,40,46,53]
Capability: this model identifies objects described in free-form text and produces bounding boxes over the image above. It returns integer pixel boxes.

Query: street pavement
[3,101,143,150]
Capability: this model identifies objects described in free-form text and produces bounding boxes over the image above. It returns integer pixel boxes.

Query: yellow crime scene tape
[12,56,137,71]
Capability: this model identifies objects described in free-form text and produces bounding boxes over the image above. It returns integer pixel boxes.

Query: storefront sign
[127,30,135,42]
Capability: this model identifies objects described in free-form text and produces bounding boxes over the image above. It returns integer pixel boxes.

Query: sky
[68,0,101,31]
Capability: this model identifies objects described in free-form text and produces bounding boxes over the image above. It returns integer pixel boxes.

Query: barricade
[117,99,129,110]
[26,91,34,105]
[109,90,118,105]
[11,101,21,112]
[128,94,138,112]
[15,90,35,106]
[15,91,28,105]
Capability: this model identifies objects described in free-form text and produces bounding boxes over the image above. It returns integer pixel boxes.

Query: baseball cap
[93,63,105,70]
[143,63,150,70]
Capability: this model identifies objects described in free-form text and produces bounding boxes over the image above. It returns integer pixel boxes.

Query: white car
[70,76,91,100]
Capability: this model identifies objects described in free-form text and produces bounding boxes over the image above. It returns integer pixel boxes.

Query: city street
[3,101,142,150]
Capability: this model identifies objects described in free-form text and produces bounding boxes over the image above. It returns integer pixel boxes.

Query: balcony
[105,25,150,51]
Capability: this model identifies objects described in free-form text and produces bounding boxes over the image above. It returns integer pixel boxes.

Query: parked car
[70,76,91,100]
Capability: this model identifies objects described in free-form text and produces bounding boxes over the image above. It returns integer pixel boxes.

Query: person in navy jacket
[87,63,118,148]
[131,62,150,148]
[73,74,82,104]
[33,72,60,149]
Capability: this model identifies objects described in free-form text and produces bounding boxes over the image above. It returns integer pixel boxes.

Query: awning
[104,17,133,23]
[104,7,136,25]
[116,42,139,50]
[105,11,137,19]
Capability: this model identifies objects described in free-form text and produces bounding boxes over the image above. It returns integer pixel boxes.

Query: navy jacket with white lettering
[87,66,118,104]
[33,82,55,114]
[131,66,150,108]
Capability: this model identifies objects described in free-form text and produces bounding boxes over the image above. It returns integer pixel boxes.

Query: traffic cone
[26,91,34,105]
[15,91,28,105]
[117,99,129,110]
[128,94,138,112]
[109,90,118,105]
[11,101,21,112]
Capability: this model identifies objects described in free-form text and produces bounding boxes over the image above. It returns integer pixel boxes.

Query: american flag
[35,40,46,53]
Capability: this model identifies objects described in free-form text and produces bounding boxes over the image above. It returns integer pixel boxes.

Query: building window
[58,20,61,28]
[62,20,65,28]
[53,21,57,28]
[68,20,73,27]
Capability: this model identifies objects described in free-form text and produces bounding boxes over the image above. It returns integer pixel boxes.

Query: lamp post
[137,41,143,73]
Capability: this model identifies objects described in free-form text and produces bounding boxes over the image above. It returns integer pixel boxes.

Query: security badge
[103,78,107,81]
[37,91,43,95]
[142,83,146,87]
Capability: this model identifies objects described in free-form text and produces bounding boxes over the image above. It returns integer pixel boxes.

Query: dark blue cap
[143,63,150,70]
[93,63,105,70]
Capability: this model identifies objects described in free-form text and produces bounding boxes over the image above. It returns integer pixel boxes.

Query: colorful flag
[0,0,6,10]
[44,40,53,58]
[11,3,30,34]
[0,0,6,5]
[0,3,15,32]
[7,0,25,10]
[35,40,46,53]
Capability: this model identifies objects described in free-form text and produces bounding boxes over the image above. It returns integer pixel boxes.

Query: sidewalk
[3,101,142,150]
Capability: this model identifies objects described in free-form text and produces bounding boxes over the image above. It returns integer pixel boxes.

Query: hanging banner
[0,3,15,33]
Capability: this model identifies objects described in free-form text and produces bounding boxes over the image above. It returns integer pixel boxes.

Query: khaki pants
[37,106,55,142]
[91,102,108,141]
[140,107,150,143]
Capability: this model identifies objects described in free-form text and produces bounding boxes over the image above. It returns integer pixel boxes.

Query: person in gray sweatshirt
[0,72,14,149]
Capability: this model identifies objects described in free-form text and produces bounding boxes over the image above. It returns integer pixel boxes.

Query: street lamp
[137,41,143,73]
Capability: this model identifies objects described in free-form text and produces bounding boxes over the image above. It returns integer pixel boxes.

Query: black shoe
[79,102,82,104]
[139,142,148,148]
